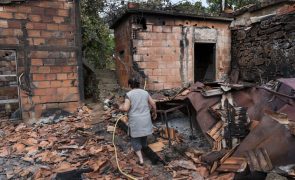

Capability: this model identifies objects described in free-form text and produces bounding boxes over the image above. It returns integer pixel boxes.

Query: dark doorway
[194,43,216,82]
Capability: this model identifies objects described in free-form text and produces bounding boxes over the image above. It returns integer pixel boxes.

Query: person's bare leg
[135,150,144,164]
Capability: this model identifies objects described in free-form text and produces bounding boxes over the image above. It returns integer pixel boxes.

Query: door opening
[0,50,21,120]
[194,43,216,82]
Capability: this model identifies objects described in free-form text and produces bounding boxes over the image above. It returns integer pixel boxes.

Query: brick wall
[114,14,231,90]
[0,0,82,122]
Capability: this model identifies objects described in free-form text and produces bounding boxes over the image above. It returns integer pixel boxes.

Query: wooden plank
[148,141,165,152]
[217,157,247,172]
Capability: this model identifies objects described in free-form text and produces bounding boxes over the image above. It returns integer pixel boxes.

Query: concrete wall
[0,0,82,122]
[114,14,231,90]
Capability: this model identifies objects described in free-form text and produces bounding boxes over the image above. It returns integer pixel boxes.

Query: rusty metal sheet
[188,80,295,169]
[187,82,221,136]
[234,115,295,166]
[278,78,295,90]
[246,148,273,172]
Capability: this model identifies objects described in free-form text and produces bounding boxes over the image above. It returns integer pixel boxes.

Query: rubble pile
[0,106,155,179]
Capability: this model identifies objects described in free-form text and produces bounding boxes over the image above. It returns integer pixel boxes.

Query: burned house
[0,0,83,122]
[111,9,233,90]
[112,0,295,89]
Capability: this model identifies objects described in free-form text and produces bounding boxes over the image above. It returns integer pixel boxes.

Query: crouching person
[119,77,157,166]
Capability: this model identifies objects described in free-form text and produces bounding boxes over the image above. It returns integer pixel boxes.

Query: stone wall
[114,14,232,90]
[0,0,82,122]
[231,11,295,82]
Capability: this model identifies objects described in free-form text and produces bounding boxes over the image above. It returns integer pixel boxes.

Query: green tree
[172,0,205,14]
[207,0,258,14]
[80,0,115,69]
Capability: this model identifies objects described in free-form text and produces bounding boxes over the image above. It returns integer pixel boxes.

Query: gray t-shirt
[126,89,153,138]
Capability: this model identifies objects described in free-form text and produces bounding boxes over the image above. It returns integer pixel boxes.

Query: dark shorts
[131,136,148,151]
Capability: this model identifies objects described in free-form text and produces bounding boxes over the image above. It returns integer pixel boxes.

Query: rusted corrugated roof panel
[187,80,295,170]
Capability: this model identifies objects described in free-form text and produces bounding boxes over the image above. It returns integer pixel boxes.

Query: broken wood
[246,148,273,172]
[217,157,247,173]
[148,141,165,152]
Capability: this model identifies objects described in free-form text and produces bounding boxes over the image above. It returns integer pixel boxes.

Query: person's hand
[152,112,157,120]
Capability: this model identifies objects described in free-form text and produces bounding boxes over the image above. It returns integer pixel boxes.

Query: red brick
[28,30,41,37]
[47,39,67,46]
[45,8,57,16]
[53,16,64,23]
[31,51,49,58]
[57,73,67,80]
[50,66,62,73]
[51,81,62,88]
[30,66,39,73]
[41,16,53,23]
[64,2,74,9]
[34,88,57,96]
[57,87,78,94]
[152,69,162,76]
[0,29,15,36]
[0,37,19,45]
[62,80,76,87]
[8,21,20,28]
[18,6,31,13]
[47,24,59,30]
[62,66,75,72]
[38,1,62,8]
[32,96,41,103]
[33,81,50,88]
[38,66,50,73]
[147,62,158,69]
[4,6,18,12]
[59,24,73,31]
[46,103,59,109]
[58,9,69,17]
[0,12,13,19]
[57,87,68,95]
[33,23,47,30]
[0,20,8,28]
[67,73,77,79]
[26,23,34,29]
[31,59,43,66]
[28,15,41,22]
[31,7,44,15]
[41,31,53,38]
[154,83,164,90]
[63,93,79,101]
[157,76,166,83]
[45,74,56,80]
[33,38,45,45]
[60,102,79,113]
[14,13,27,19]
[33,74,45,81]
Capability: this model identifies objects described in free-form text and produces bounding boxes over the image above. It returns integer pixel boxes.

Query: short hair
[128,77,140,89]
